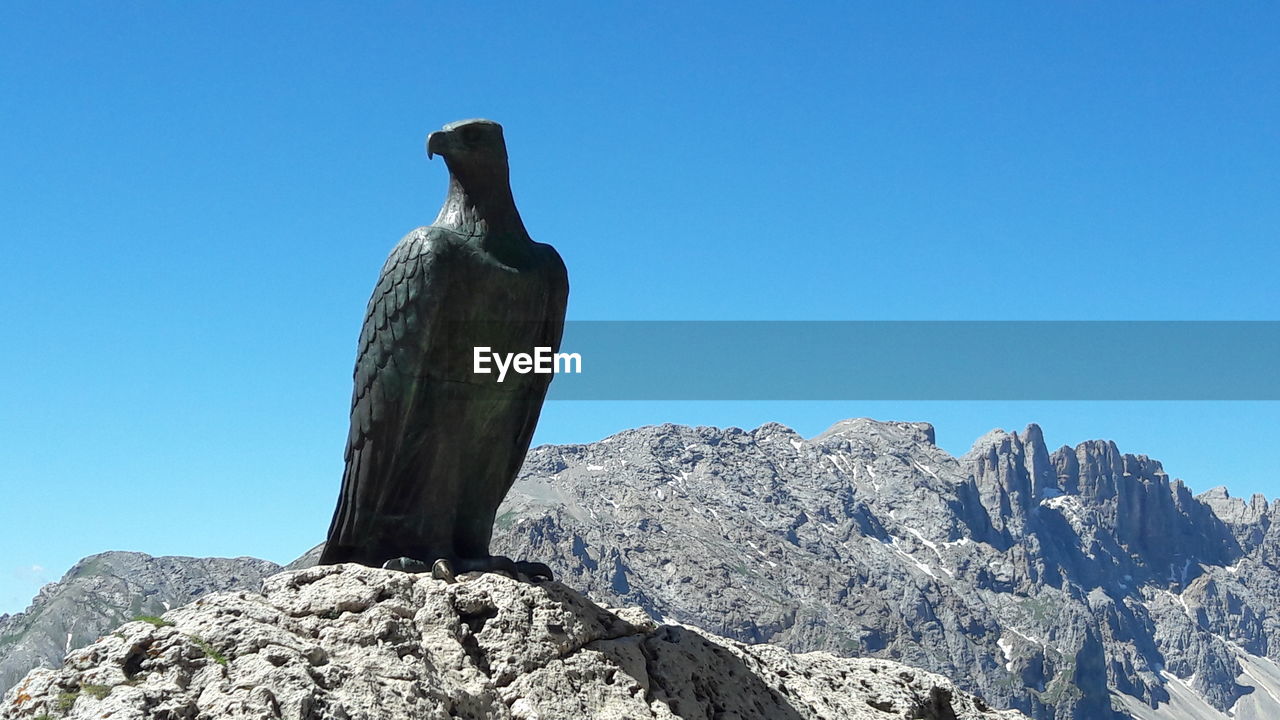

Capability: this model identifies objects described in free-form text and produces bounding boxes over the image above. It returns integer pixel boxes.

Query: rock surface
[0,564,1025,720]
[0,552,280,696]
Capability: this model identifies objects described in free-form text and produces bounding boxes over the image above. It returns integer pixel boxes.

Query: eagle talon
[431,559,458,583]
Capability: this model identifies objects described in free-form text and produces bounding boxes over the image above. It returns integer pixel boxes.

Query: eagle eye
[461,127,483,145]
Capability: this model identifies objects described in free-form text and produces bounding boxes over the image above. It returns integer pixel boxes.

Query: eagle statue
[319,119,568,581]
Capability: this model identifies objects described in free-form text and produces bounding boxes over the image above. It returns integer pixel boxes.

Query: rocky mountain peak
[1060,440,1169,505]
[960,428,1244,587]
[1198,485,1276,559]
[965,424,1057,536]
[814,418,937,447]
[0,552,280,695]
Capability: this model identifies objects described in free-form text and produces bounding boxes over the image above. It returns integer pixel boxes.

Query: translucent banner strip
[525,321,1280,400]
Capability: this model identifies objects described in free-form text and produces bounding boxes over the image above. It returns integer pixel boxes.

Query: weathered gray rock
[0,552,280,696]
[0,564,1025,720]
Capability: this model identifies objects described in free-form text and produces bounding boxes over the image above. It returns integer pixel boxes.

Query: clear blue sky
[2,3,1277,614]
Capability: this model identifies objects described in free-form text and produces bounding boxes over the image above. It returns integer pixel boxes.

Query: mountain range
[3,419,1278,720]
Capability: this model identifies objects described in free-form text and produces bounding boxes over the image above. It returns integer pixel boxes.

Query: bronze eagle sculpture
[319,119,568,581]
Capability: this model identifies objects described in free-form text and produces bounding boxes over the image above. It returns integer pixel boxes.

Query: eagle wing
[321,227,446,564]
[498,245,570,494]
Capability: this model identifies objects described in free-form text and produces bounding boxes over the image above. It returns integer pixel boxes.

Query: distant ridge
[0,552,279,694]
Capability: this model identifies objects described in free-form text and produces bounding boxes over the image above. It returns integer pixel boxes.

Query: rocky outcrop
[1050,440,1240,578]
[0,552,280,696]
[1199,486,1273,551]
[0,564,1025,720]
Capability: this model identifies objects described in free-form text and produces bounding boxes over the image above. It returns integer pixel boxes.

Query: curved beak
[426,130,450,160]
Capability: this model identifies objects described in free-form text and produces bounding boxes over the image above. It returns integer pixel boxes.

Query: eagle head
[426,118,507,164]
